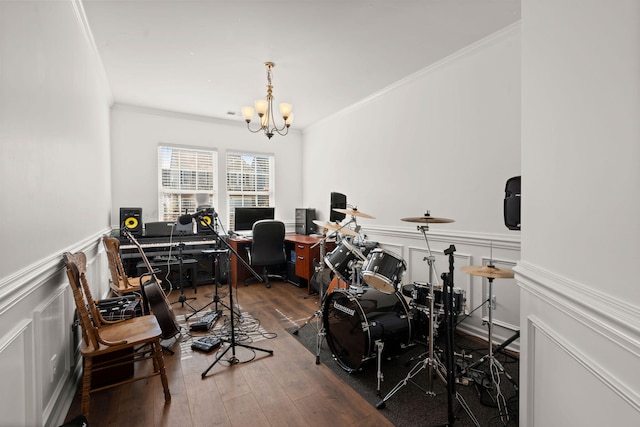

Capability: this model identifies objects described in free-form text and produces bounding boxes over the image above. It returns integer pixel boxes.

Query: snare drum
[323,287,413,372]
[361,248,406,293]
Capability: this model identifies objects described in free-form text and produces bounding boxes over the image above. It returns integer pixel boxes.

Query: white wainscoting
[0,231,111,427]
[358,225,521,352]
[0,320,36,427]
[517,262,640,426]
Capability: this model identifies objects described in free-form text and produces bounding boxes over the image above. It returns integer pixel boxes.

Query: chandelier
[241,62,293,140]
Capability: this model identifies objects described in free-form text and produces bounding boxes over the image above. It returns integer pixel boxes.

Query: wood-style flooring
[64,281,394,426]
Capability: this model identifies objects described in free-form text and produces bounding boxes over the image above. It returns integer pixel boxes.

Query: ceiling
[82,0,520,130]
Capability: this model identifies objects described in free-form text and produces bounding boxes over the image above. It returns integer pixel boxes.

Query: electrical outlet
[50,354,58,383]
[491,295,497,310]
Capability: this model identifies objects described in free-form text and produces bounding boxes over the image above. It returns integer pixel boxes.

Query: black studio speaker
[120,207,143,235]
[504,176,521,230]
[330,192,347,222]
[196,208,216,234]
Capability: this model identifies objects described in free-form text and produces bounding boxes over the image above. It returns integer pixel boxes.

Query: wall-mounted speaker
[196,208,216,234]
[120,207,143,235]
[330,192,347,222]
[504,176,521,230]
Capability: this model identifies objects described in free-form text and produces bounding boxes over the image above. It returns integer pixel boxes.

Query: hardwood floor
[64,281,394,427]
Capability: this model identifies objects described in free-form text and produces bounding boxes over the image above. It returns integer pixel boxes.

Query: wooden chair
[63,251,171,418]
[102,235,154,297]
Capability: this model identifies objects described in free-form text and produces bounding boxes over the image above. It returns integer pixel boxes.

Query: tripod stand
[292,229,333,364]
[170,231,198,313]
[185,215,239,321]
[192,211,273,378]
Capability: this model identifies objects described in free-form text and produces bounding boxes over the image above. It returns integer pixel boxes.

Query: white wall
[110,104,304,230]
[0,1,113,426]
[302,25,522,347]
[519,0,640,425]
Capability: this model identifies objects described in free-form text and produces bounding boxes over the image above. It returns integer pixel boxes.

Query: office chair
[244,220,287,288]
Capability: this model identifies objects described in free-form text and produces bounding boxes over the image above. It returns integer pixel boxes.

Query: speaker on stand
[120,208,143,235]
[196,208,216,234]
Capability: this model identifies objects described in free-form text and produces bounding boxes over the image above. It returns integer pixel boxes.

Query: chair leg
[264,267,271,288]
[152,340,171,403]
[81,356,92,417]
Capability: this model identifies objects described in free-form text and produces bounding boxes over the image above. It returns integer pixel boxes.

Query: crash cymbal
[461,265,515,279]
[332,208,376,219]
[401,214,454,224]
[312,220,358,237]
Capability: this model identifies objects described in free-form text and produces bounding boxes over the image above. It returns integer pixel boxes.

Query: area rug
[286,322,519,427]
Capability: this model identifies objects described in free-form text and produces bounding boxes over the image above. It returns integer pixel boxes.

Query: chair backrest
[250,220,286,266]
[63,252,104,351]
[102,235,132,288]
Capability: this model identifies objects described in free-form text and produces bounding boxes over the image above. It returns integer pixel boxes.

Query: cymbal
[461,265,515,279]
[332,208,375,219]
[312,220,358,237]
[401,214,454,224]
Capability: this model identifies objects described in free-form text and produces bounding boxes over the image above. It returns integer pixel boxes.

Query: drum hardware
[376,215,444,407]
[293,229,334,364]
[460,262,516,424]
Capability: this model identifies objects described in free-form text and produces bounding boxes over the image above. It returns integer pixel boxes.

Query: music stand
[189,211,273,378]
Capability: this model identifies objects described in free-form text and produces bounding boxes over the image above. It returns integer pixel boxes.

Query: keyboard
[191,337,221,352]
[189,310,221,331]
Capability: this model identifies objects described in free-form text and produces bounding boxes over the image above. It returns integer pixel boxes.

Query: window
[158,146,217,221]
[226,152,274,230]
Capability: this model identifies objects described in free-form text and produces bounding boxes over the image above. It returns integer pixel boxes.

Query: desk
[227,234,334,293]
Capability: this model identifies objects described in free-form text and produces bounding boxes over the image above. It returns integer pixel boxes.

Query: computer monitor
[234,207,275,232]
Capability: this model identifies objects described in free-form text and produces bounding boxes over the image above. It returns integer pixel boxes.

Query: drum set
[297,208,473,403]
[295,206,521,426]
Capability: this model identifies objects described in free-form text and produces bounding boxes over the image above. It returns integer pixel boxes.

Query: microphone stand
[186,214,239,320]
[170,230,198,313]
[193,211,273,378]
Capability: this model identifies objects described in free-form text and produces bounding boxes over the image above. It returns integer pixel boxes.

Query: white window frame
[226,151,275,230]
[158,145,218,222]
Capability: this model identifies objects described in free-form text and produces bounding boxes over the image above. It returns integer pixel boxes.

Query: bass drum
[323,288,412,372]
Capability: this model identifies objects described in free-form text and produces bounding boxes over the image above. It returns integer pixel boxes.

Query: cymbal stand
[376,224,443,408]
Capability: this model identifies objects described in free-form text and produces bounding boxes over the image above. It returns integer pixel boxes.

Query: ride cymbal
[401,214,454,224]
[312,220,358,237]
[332,208,376,219]
[461,265,514,279]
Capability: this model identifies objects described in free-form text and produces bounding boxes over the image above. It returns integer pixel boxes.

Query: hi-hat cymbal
[461,265,515,279]
[401,214,454,224]
[312,220,358,237]
[332,208,375,219]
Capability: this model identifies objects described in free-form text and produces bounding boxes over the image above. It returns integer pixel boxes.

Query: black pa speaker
[330,192,347,222]
[120,207,143,235]
[504,176,521,230]
[196,208,216,234]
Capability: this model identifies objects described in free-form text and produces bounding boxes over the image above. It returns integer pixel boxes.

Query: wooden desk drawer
[295,243,312,280]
